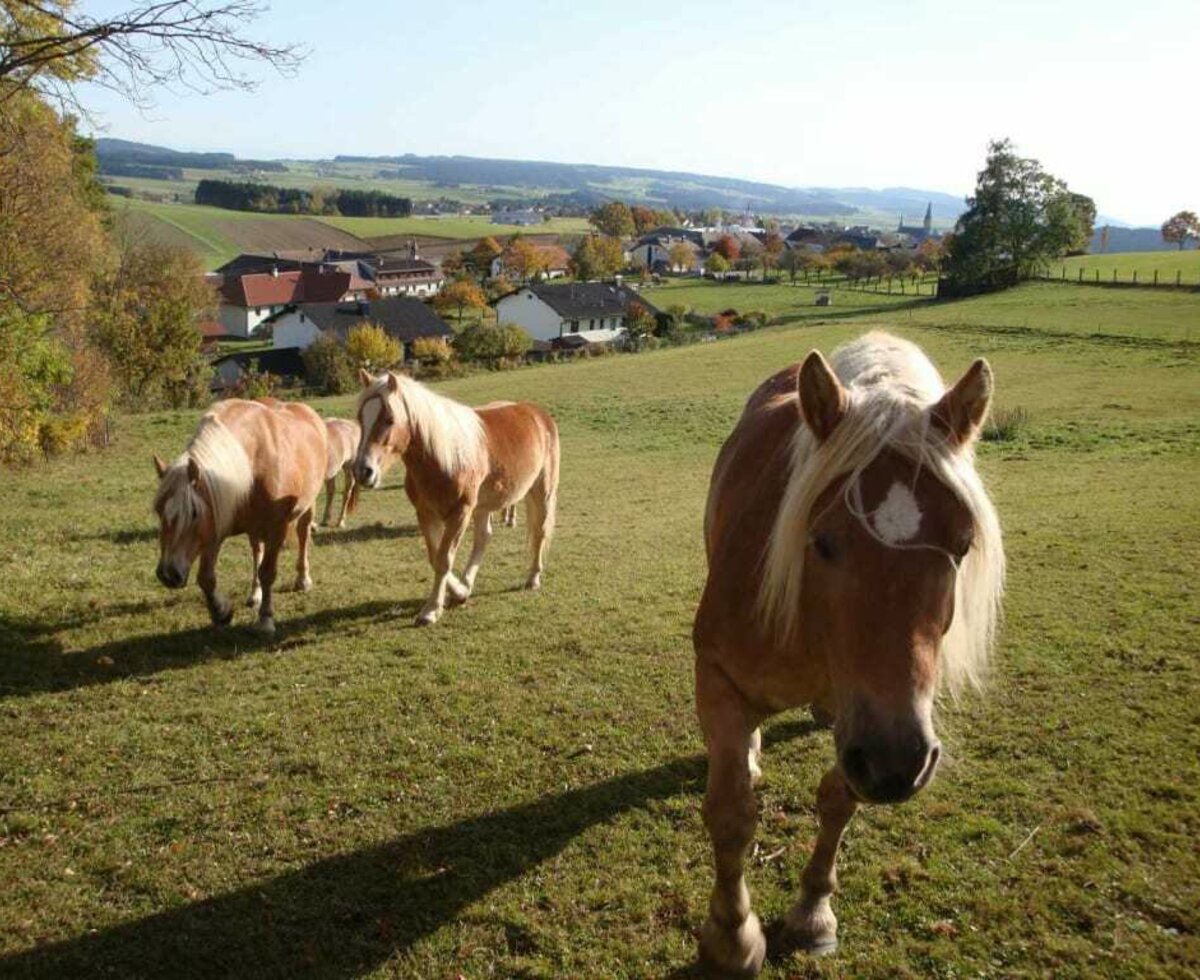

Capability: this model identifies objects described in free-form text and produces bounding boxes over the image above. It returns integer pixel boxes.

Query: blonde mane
[363,373,486,475]
[758,332,1005,695]
[154,413,253,538]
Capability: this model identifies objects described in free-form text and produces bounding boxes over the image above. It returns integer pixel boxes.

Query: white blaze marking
[874,482,922,544]
[360,395,383,442]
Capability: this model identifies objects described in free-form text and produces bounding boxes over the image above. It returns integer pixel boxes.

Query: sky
[78,0,1200,226]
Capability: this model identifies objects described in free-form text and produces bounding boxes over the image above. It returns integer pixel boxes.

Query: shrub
[982,406,1030,443]
[302,334,356,395]
[345,322,402,371]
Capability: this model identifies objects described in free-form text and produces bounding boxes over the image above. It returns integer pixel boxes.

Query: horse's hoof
[782,898,838,957]
[252,616,276,637]
[294,576,313,593]
[810,703,835,729]
[698,913,766,977]
[445,589,469,608]
[210,604,234,627]
[414,608,441,627]
[525,573,542,591]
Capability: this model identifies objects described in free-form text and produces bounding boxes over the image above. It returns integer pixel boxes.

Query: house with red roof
[216,266,358,338]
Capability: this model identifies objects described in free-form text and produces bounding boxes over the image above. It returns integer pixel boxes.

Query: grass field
[649,278,1200,343]
[1,284,1198,977]
[1049,249,1200,285]
[115,198,370,270]
[317,214,591,241]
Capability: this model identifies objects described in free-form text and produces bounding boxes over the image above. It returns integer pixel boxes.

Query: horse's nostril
[841,745,870,788]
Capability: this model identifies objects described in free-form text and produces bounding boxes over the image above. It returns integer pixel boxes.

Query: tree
[737,237,763,280]
[630,205,658,235]
[466,236,502,276]
[667,241,695,273]
[433,279,488,321]
[623,303,656,351]
[505,237,546,282]
[761,232,784,281]
[589,201,635,238]
[780,248,809,283]
[705,252,730,279]
[92,235,215,408]
[571,236,623,280]
[712,234,741,262]
[943,138,1095,288]
[1161,211,1200,250]
[345,323,403,371]
[302,333,355,395]
[0,0,303,114]
[453,321,530,363]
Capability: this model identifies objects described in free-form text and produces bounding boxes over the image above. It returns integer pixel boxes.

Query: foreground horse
[152,398,327,635]
[321,418,361,528]
[694,332,1004,973]
[353,370,559,625]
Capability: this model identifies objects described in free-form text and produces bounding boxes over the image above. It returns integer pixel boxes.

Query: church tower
[923,202,932,235]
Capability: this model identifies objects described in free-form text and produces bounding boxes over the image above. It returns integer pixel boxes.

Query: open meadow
[1,283,1197,977]
[1051,249,1200,286]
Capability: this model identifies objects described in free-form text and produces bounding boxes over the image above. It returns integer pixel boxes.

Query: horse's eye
[811,533,837,562]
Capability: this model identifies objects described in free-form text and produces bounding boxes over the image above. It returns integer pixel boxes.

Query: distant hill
[1089,225,1179,253]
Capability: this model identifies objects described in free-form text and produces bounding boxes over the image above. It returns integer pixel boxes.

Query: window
[589,318,596,330]
[569,320,579,333]
[255,307,262,316]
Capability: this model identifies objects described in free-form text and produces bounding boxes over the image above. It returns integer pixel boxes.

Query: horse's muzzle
[839,734,941,804]
[156,562,187,589]
[356,462,380,488]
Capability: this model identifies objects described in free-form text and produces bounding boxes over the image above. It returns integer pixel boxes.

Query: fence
[1036,264,1200,289]
[790,268,941,296]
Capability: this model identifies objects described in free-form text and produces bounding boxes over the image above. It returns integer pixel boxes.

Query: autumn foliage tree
[571,236,624,280]
[434,279,488,321]
[1161,211,1199,250]
[712,234,741,262]
[589,201,635,238]
[667,241,695,273]
[345,323,403,371]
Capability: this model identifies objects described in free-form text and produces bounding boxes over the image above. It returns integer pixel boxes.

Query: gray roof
[527,282,658,319]
[298,297,452,344]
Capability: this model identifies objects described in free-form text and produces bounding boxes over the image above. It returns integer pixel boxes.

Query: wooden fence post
[1079,267,1084,282]
[1112,268,1117,283]
[1177,271,1182,287]
[1095,269,1100,283]
[1132,270,1137,284]
[1154,270,1158,286]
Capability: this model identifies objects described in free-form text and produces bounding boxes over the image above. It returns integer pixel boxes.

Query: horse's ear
[153,454,167,479]
[932,358,993,447]
[358,367,374,388]
[798,350,847,441]
[385,371,400,394]
[186,456,201,487]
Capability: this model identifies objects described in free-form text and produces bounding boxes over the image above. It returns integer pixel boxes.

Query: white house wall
[272,310,322,350]
[496,290,625,344]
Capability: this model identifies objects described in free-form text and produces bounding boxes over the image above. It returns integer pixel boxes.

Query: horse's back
[475,400,559,508]
[323,418,360,474]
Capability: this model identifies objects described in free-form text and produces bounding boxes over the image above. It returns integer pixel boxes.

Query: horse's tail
[346,476,361,515]
[535,413,559,548]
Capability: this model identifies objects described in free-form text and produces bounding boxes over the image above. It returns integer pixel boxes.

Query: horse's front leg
[696,658,767,976]
[252,526,287,636]
[416,503,471,626]
[416,508,469,610]
[198,543,232,627]
[782,766,858,954]
[293,507,314,592]
[455,508,494,602]
[320,476,338,527]
[335,469,355,528]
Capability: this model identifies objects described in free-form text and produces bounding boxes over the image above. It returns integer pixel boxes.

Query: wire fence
[1036,264,1200,288]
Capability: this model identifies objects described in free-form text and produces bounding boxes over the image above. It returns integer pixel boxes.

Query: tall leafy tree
[944,139,1094,287]
[1161,211,1199,250]
[589,201,635,238]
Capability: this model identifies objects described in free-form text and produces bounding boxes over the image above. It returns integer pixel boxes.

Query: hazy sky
[79,0,1198,225]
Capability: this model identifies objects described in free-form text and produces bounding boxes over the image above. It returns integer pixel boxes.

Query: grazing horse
[694,332,1004,974]
[353,370,560,626]
[321,418,361,528]
[152,398,328,635]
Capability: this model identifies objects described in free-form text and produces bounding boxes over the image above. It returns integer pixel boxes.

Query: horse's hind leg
[456,508,494,602]
[320,476,338,527]
[780,766,858,955]
[524,477,554,590]
[198,543,233,627]
[293,508,314,592]
[696,658,766,976]
[504,504,517,528]
[247,535,264,609]
[336,468,356,528]
[416,503,470,627]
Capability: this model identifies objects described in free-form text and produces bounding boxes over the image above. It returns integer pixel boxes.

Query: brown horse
[694,332,1004,973]
[321,418,361,528]
[152,398,328,635]
[353,370,560,626]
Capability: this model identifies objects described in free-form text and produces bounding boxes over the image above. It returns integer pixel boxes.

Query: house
[785,225,824,250]
[628,233,703,273]
[491,209,543,227]
[494,282,658,344]
[489,244,571,281]
[216,267,355,338]
[271,296,453,360]
[354,242,444,297]
[211,347,307,393]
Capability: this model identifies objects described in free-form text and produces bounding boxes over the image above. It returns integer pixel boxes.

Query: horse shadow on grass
[314,522,420,546]
[0,720,819,978]
[0,598,411,700]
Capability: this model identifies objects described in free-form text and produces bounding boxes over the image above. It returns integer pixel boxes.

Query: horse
[152,398,328,636]
[353,369,559,626]
[320,418,361,528]
[693,332,1004,974]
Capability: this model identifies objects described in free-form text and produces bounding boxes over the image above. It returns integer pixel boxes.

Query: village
[204,204,944,391]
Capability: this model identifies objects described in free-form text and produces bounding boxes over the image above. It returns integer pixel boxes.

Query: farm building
[495,282,658,344]
[628,233,704,273]
[271,296,453,359]
[210,347,307,393]
[491,209,543,227]
[216,267,358,338]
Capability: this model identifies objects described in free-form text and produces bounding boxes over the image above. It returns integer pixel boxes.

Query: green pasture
[1,284,1197,977]
[317,214,591,241]
[650,278,1200,343]
[1051,249,1200,285]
